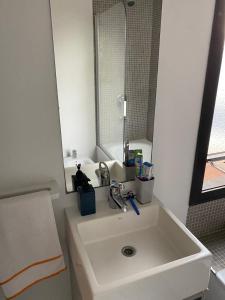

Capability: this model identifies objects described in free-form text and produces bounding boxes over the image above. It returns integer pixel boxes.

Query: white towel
[0,190,66,300]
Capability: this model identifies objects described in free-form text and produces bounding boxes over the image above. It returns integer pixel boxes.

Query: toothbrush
[127,192,140,215]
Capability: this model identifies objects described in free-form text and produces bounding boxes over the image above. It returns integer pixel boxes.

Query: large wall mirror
[50,0,162,193]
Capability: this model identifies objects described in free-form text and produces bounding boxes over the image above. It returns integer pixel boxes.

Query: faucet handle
[118,183,125,191]
[110,180,120,189]
[111,181,125,191]
[118,183,126,197]
[110,180,119,196]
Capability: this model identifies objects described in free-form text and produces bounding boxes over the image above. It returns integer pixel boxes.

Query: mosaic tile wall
[93,0,120,15]
[94,1,126,145]
[93,0,162,144]
[186,197,225,238]
[126,0,162,142]
[147,0,162,141]
[125,0,153,141]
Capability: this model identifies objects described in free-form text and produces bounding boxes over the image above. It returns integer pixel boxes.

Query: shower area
[93,0,162,163]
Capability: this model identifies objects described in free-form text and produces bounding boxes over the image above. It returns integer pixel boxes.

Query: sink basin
[66,199,212,300]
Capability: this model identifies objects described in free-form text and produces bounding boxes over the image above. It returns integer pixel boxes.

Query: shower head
[127,0,135,6]
[124,0,135,7]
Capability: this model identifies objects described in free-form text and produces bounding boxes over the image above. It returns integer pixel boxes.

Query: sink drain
[121,246,136,257]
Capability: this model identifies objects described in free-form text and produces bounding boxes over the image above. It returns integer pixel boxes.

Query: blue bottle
[77,185,96,216]
[72,164,96,216]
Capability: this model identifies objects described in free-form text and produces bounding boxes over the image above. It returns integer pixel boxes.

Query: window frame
[189,0,225,206]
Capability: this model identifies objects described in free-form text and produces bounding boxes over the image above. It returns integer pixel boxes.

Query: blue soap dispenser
[72,164,96,216]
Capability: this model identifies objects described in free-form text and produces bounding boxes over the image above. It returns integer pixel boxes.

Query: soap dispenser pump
[72,164,96,216]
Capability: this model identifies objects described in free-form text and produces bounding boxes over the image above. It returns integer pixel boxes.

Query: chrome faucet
[99,162,110,186]
[108,180,128,213]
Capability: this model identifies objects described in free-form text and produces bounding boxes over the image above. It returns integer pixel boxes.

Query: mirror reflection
[51,0,162,192]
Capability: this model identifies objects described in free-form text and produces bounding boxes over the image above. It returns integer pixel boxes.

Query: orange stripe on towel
[0,255,63,285]
[6,267,66,300]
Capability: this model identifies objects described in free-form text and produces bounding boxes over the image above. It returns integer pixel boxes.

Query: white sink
[66,199,212,300]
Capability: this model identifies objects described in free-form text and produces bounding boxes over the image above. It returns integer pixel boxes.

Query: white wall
[0,0,76,299]
[152,0,216,223]
[50,0,96,159]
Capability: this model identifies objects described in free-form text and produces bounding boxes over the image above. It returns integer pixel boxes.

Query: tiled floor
[205,271,225,300]
[200,230,225,272]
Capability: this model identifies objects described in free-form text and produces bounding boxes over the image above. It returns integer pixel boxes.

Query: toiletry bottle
[127,150,135,166]
[135,153,143,177]
[143,162,154,180]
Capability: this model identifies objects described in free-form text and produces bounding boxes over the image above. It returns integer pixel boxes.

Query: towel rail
[0,181,59,201]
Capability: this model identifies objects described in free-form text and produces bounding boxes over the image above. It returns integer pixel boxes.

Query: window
[203,45,225,191]
[190,0,225,205]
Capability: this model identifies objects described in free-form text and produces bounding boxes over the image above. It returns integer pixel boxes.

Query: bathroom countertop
[65,196,155,227]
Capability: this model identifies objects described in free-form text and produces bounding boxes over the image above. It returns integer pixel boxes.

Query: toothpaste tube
[143,162,153,180]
